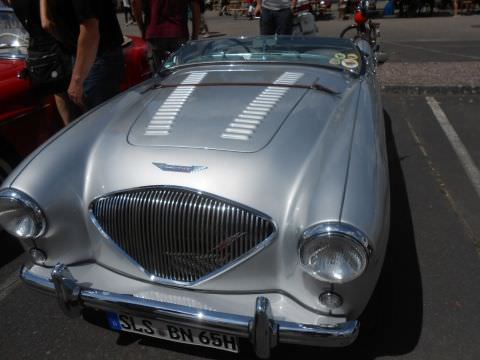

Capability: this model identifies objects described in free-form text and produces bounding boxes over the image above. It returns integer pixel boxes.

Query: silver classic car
[0,36,389,358]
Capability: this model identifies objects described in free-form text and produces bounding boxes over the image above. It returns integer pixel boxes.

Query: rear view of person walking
[132,0,200,71]
[200,0,210,37]
[255,0,297,35]
[8,0,75,125]
[123,0,134,25]
[41,0,125,112]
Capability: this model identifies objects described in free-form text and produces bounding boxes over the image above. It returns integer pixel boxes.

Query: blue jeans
[83,47,124,110]
[260,7,293,35]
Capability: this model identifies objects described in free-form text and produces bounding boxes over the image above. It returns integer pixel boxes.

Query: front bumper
[21,263,359,358]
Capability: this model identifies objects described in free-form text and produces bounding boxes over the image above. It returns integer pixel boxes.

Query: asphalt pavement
[1,9,480,360]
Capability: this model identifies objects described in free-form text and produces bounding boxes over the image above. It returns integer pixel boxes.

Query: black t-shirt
[48,0,124,55]
[11,0,57,51]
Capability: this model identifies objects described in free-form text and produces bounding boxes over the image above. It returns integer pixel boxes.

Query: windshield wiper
[145,81,340,95]
[311,82,340,95]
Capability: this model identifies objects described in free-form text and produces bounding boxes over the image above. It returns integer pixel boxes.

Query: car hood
[128,67,343,153]
[7,64,360,226]
[5,63,366,290]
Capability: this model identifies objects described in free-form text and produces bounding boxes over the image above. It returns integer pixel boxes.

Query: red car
[0,5,151,184]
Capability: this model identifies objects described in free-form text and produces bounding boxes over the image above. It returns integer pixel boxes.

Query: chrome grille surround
[90,187,277,286]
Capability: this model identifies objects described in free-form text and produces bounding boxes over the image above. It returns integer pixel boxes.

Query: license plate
[106,312,239,353]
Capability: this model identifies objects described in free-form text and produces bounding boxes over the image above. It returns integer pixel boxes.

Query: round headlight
[298,223,369,283]
[0,189,46,239]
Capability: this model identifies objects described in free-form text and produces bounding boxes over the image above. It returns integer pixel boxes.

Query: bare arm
[190,0,200,40]
[255,0,262,16]
[131,0,146,40]
[40,0,57,36]
[68,18,100,108]
[291,0,297,13]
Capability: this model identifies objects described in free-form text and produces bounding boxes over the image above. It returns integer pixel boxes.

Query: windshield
[0,8,29,59]
[163,36,363,74]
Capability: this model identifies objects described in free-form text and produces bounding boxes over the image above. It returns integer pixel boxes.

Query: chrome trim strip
[0,55,26,60]
[23,261,343,315]
[0,188,47,239]
[249,297,278,358]
[152,163,208,173]
[20,265,55,293]
[89,186,278,288]
[21,265,360,351]
[302,222,372,253]
[298,222,372,283]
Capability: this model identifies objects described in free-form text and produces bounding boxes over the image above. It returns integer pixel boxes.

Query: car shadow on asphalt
[0,232,24,268]
[82,111,424,360]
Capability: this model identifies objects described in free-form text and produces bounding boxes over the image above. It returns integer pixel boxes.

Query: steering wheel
[201,38,252,57]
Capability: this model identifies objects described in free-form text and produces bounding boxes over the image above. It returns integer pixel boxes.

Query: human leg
[124,6,129,23]
[274,8,293,35]
[128,6,135,23]
[54,93,78,125]
[200,14,209,34]
[453,0,458,14]
[83,48,124,110]
[259,7,276,35]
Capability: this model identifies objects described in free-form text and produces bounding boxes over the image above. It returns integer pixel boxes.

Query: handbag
[25,44,72,94]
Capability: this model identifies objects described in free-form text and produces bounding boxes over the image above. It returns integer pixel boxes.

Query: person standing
[41,0,125,111]
[247,0,255,20]
[219,0,230,15]
[254,0,297,35]
[123,0,134,25]
[132,0,200,71]
[452,0,458,16]
[200,0,210,36]
[7,0,75,125]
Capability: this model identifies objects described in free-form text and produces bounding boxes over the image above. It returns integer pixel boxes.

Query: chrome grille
[91,187,275,284]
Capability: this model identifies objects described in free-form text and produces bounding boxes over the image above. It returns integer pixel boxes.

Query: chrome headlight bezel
[298,222,371,284]
[0,188,46,239]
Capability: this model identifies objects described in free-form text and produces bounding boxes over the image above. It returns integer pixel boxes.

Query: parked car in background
[0,3,151,184]
[1,35,390,358]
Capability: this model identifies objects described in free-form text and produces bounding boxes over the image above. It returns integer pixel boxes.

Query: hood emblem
[153,162,208,173]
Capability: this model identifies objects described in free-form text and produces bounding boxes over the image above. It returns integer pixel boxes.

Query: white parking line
[426,96,480,199]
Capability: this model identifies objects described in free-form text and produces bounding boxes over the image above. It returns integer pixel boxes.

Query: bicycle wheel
[340,24,361,41]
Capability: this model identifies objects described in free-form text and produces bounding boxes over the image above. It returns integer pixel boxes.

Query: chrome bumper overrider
[21,264,359,359]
